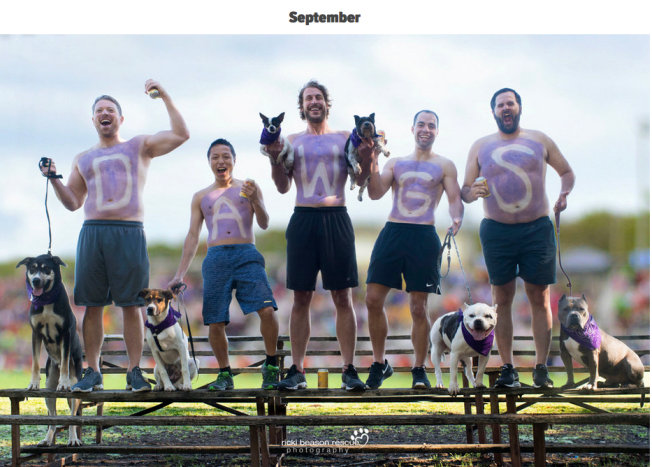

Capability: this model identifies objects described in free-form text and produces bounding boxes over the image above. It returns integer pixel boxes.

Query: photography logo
[282,428,372,454]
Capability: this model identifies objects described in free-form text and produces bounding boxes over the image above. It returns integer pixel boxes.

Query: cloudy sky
[0,5,649,262]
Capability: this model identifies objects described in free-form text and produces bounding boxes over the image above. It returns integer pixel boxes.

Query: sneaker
[276,364,307,390]
[494,363,521,388]
[341,364,366,391]
[411,366,431,389]
[126,366,152,392]
[72,368,103,393]
[208,371,235,391]
[365,359,394,389]
[261,363,280,390]
[532,364,554,389]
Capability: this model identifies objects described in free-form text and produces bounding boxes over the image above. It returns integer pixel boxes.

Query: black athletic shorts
[286,207,359,291]
[366,222,442,294]
[479,216,557,286]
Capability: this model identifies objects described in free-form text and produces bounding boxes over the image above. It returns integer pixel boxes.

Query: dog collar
[458,309,494,357]
[260,127,281,145]
[26,281,62,308]
[145,305,182,335]
[561,314,602,350]
[350,128,380,149]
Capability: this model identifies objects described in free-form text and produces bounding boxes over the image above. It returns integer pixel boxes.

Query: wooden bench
[1,333,648,467]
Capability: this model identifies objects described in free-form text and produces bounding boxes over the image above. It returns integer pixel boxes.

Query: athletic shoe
[341,364,366,391]
[276,364,307,390]
[126,366,152,392]
[261,363,280,390]
[532,364,554,389]
[72,368,103,393]
[494,363,521,388]
[411,366,431,389]
[365,359,394,389]
[208,371,235,391]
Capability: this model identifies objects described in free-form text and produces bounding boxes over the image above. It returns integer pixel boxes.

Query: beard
[494,111,521,134]
[304,105,326,124]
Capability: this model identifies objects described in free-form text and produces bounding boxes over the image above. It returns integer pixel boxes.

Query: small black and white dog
[344,113,390,201]
[17,254,83,446]
[259,112,294,173]
[430,303,497,396]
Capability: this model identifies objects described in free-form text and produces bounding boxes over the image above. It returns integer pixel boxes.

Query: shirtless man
[264,80,375,391]
[40,80,189,392]
[462,88,575,389]
[365,110,464,389]
[167,139,280,390]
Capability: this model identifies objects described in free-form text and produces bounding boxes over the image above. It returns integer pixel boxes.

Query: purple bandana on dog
[350,128,380,149]
[260,127,281,145]
[458,309,494,357]
[145,305,182,335]
[560,314,602,350]
[26,281,62,308]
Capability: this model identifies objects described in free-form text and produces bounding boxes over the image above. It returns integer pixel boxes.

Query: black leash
[438,228,474,305]
[554,211,572,297]
[172,283,199,378]
[38,158,62,256]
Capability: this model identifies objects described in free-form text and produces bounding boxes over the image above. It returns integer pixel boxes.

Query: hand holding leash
[169,282,187,294]
[39,158,63,179]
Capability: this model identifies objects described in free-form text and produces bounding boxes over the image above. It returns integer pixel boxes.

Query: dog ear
[369,113,375,122]
[138,289,150,298]
[492,304,497,311]
[559,294,567,302]
[354,115,360,124]
[51,256,68,268]
[16,257,34,268]
[463,303,469,310]
[581,293,587,302]
[259,113,268,123]
[277,112,285,123]
[163,289,176,301]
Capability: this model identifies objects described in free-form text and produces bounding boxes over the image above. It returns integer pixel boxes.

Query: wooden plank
[505,394,522,467]
[533,423,547,467]
[250,426,260,467]
[10,397,23,467]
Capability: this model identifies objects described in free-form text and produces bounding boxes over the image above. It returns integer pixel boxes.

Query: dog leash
[38,158,63,256]
[172,283,199,378]
[438,228,474,305]
[554,211,573,297]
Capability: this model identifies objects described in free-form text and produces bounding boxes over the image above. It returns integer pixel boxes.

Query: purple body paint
[291,133,348,206]
[77,137,144,219]
[388,160,444,224]
[201,186,254,245]
[477,138,548,222]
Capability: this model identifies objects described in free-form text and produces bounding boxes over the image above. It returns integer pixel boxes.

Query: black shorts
[479,216,557,286]
[286,207,358,291]
[366,222,442,294]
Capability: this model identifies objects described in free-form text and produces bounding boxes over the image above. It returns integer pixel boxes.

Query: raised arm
[39,156,88,211]
[266,137,293,194]
[367,157,396,200]
[142,79,190,159]
[443,160,464,235]
[545,135,575,213]
[167,192,204,290]
[241,180,270,230]
[460,141,489,203]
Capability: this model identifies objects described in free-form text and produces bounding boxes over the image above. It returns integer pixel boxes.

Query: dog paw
[164,385,176,392]
[27,381,40,390]
[68,437,83,447]
[153,384,164,391]
[474,382,486,389]
[579,382,596,391]
[57,380,72,392]
[448,384,460,397]
[38,438,53,447]
[180,384,192,392]
[435,382,445,389]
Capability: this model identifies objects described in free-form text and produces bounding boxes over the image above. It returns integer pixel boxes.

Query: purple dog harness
[145,305,182,352]
[26,281,62,308]
[560,314,602,350]
[458,309,494,357]
[260,127,281,145]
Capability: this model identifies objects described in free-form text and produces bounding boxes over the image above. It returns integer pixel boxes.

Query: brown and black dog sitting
[558,294,644,390]
[140,288,198,391]
[17,254,83,446]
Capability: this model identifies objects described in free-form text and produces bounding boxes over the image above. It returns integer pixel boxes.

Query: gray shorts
[74,220,150,307]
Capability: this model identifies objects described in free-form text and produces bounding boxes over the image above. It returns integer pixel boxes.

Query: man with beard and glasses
[262,80,376,391]
[40,80,189,393]
[364,110,464,390]
[461,87,575,390]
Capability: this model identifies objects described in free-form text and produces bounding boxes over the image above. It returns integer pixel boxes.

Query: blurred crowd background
[1,212,649,373]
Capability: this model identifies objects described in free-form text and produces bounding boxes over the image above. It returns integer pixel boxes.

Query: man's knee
[330,289,352,310]
[209,322,227,336]
[365,290,385,313]
[524,283,550,309]
[257,306,276,321]
[293,290,313,309]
